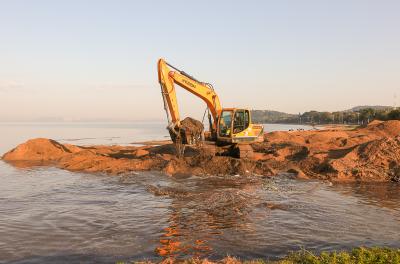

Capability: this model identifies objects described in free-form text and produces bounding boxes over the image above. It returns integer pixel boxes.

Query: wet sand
[2,120,400,182]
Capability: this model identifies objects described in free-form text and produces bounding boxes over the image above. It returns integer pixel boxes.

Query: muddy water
[1,122,399,263]
[1,161,400,263]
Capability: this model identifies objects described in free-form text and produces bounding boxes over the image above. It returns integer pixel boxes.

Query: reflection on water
[0,161,400,263]
[148,176,265,259]
[331,183,400,210]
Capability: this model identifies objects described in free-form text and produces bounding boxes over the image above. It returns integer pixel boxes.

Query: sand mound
[2,138,77,161]
[364,120,400,137]
[2,120,400,182]
[255,120,400,182]
[327,136,400,182]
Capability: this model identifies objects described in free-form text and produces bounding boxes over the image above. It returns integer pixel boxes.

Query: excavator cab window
[245,110,250,127]
[219,110,232,137]
[233,109,250,134]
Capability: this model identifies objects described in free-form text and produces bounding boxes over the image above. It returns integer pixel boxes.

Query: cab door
[217,110,234,143]
[232,109,250,135]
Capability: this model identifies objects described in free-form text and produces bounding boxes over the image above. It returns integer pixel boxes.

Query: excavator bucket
[169,117,204,157]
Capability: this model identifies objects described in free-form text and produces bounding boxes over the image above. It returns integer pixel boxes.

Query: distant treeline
[251,106,400,125]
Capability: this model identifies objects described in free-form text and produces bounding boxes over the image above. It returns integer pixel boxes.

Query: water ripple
[0,161,400,263]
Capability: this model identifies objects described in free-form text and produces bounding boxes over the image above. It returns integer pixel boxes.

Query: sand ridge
[2,120,400,182]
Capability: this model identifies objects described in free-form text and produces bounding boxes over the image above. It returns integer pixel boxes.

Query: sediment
[2,120,400,182]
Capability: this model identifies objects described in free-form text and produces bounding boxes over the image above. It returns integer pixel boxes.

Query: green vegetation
[251,110,297,123]
[251,106,400,125]
[278,247,400,264]
[127,247,400,264]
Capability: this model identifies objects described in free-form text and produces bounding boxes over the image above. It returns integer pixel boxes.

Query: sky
[0,0,399,121]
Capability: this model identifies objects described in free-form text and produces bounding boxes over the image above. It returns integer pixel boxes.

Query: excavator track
[237,144,254,159]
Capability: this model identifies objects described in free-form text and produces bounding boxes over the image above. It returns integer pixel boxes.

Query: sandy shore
[2,120,400,182]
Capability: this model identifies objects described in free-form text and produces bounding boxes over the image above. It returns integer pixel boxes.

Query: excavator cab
[217,108,263,144]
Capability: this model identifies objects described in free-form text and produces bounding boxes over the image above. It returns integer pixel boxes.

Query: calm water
[0,122,399,263]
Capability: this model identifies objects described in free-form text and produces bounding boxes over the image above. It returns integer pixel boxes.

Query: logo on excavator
[182,79,196,88]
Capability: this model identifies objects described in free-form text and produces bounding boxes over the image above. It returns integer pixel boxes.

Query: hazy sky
[0,0,399,121]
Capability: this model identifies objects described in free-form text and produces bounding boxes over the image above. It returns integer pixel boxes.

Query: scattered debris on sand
[2,120,400,182]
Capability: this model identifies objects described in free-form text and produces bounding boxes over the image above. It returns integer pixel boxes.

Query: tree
[359,108,376,124]
[388,109,400,120]
[320,112,334,123]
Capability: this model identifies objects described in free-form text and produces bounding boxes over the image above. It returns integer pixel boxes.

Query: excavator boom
[158,59,221,131]
[157,58,264,158]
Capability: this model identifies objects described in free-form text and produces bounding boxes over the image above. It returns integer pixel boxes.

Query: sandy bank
[2,120,400,182]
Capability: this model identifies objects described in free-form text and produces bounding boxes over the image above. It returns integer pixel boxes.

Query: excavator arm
[157,58,264,158]
[157,58,222,131]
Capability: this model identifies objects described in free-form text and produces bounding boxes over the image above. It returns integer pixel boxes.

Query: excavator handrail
[165,62,202,84]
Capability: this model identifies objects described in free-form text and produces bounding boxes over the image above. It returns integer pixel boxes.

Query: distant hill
[251,110,297,123]
[251,105,398,124]
[348,105,393,112]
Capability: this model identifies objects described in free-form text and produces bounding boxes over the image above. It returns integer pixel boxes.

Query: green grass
[278,247,400,264]
[125,247,400,264]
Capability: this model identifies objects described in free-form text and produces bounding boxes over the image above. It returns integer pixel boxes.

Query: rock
[287,167,308,179]
[135,149,149,158]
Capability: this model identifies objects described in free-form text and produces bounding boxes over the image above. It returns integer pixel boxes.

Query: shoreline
[129,247,400,264]
[2,120,400,183]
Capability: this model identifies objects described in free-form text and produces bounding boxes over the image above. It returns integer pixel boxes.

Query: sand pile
[327,136,400,182]
[360,120,400,138]
[2,139,167,174]
[251,120,400,182]
[3,138,80,161]
[2,120,400,182]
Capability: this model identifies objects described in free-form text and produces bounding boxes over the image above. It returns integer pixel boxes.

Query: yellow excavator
[157,58,264,158]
